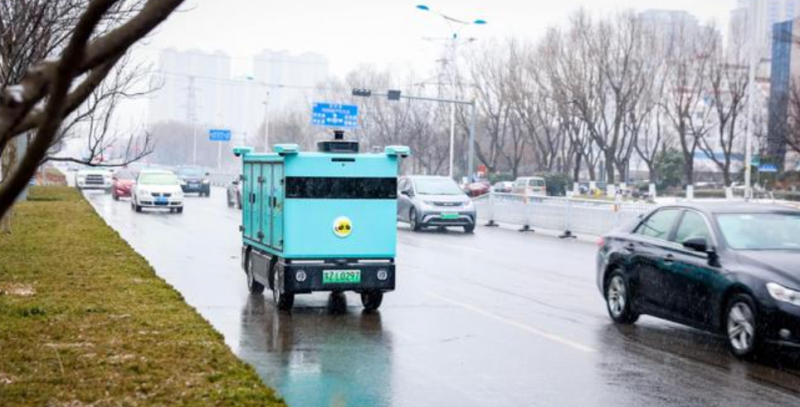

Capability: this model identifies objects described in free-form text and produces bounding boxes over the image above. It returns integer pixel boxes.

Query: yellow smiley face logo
[333,217,353,238]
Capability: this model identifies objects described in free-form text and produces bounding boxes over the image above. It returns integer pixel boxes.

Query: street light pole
[416,4,486,180]
[468,99,477,181]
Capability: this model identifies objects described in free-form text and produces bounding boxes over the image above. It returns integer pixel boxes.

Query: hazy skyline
[139,0,739,78]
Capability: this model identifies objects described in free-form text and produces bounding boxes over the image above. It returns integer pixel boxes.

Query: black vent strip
[285,177,397,200]
[332,158,356,163]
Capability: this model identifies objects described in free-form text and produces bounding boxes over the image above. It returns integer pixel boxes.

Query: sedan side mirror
[205,172,211,177]
[683,237,710,254]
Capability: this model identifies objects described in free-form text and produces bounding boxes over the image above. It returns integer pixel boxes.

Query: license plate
[323,270,361,284]
[441,212,459,220]
[156,197,168,204]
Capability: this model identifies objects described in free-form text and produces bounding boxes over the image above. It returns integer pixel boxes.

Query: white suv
[76,169,112,192]
[131,170,184,213]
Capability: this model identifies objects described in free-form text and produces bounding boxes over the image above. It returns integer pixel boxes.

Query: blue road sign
[209,129,231,142]
[311,103,358,129]
[759,164,779,173]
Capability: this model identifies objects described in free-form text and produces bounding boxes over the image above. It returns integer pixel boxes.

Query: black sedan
[597,203,800,358]
[177,167,211,197]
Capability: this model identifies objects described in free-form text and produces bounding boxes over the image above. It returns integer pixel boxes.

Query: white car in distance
[76,168,112,192]
[131,170,184,213]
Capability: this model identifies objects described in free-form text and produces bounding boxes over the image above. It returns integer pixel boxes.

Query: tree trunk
[573,152,583,183]
[605,151,616,185]
[0,144,17,234]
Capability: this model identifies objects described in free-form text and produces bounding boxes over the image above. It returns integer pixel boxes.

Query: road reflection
[238,294,394,407]
[594,321,800,403]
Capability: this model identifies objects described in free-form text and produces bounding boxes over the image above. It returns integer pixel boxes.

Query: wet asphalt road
[83,188,800,407]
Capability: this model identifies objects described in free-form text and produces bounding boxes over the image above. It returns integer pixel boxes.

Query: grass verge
[0,187,285,407]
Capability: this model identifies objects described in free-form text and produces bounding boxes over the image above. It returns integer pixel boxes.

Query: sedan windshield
[717,212,800,250]
[414,178,464,196]
[178,168,204,177]
[139,173,180,186]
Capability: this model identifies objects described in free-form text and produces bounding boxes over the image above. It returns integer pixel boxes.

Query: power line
[150,70,320,91]
[140,47,329,67]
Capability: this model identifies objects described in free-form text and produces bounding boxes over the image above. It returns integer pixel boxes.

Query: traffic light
[387,90,402,101]
[352,88,372,97]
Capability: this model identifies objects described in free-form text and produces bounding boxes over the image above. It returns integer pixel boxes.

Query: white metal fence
[474,193,656,237]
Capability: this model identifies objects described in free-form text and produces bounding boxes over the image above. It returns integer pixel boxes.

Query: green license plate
[323,270,361,284]
[441,212,459,220]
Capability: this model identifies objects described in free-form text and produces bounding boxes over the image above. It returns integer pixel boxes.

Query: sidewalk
[0,187,285,406]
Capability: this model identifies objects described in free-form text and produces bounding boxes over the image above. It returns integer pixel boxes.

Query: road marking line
[401,236,485,254]
[426,292,596,353]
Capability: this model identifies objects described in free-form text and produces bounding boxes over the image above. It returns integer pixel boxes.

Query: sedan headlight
[767,282,800,307]
[464,199,475,208]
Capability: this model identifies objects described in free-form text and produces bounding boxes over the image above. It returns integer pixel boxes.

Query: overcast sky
[139,0,739,77]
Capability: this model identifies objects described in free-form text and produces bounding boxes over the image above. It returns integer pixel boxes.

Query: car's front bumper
[137,198,183,208]
[181,183,210,193]
[762,302,800,347]
[279,261,396,295]
[418,208,476,227]
[113,187,132,197]
[77,181,111,189]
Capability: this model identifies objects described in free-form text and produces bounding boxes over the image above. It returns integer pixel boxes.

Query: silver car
[397,176,477,233]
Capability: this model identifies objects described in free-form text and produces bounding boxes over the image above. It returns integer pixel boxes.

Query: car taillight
[597,237,606,247]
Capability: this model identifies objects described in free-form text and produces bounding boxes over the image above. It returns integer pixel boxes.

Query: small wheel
[112,193,119,201]
[227,194,234,207]
[246,254,265,294]
[410,207,421,232]
[176,207,184,214]
[605,271,639,324]
[272,265,294,310]
[464,224,475,234]
[726,294,760,358]
[361,291,384,312]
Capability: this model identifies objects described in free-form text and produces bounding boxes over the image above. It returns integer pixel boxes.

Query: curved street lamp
[415,4,486,180]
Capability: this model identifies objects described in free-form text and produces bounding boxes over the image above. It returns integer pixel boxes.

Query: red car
[464,180,492,197]
[111,169,137,200]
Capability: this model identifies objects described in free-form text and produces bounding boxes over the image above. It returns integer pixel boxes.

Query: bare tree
[698,33,749,187]
[661,22,717,186]
[0,0,185,222]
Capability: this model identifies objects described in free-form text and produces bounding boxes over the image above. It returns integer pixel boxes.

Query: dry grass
[0,187,285,407]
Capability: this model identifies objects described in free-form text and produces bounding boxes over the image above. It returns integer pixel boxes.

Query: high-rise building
[253,50,329,110]
[148,49,330,146]
[767,18,800,169]
[732,0,800,60]
[149,49,232,127]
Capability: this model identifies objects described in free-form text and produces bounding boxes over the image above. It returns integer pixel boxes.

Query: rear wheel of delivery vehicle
[246,253,265,294]
[361,291,383,312]
[409,207,421,232]
[272,265,294,310]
